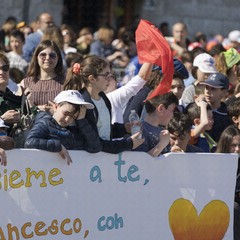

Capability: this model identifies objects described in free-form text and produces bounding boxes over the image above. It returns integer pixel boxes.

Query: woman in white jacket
[106,62,153,124]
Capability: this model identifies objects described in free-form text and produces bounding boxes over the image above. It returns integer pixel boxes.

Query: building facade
[0,0,239,39]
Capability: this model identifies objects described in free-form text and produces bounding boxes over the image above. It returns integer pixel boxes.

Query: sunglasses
[0,65,9,72]
[38,52,57,60]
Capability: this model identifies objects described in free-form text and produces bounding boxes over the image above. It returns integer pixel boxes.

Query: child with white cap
[181,53,217,107]
[25,90,101,165]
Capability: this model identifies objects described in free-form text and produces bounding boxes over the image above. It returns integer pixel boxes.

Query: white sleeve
[107,75,146,109]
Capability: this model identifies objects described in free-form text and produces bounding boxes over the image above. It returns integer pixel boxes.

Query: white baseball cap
[54,90,94,109]
[193,53,217,73]
[228,30,240,43]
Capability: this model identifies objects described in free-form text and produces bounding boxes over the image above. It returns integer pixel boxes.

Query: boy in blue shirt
[133,92,178,157]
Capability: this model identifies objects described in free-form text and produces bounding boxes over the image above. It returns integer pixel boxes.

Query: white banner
[0,150,238,239]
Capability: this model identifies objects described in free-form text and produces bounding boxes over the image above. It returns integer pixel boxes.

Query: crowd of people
[0,12,240,237]
[0,12,239,163]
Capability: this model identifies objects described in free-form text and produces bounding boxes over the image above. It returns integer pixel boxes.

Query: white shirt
[107,75,146,124]
[64,46,77,55]
[7,78,19,94]
[92,97,111,140]
[6,51,28,73]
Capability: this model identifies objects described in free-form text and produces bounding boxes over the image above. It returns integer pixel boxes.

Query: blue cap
[200,73,229,89]
[152,59,189,79]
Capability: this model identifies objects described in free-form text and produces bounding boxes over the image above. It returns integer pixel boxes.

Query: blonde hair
[215,52,228,75]
[97,27,114,43]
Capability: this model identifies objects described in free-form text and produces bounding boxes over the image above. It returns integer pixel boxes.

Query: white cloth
[64,46,77,55]
[92,97,111,140]
[107,75,146,124]
[7,78,19,94]
[183,72,195,87]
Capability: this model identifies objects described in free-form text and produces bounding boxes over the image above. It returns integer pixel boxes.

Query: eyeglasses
[98,72,115,80]
[38,52,57,60]
[0,65,9,72]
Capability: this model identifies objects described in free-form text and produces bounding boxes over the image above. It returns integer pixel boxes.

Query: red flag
[135,19,174,99]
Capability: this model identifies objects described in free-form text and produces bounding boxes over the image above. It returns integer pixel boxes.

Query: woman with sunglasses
[64,55,144,154]
[18,40,65,111]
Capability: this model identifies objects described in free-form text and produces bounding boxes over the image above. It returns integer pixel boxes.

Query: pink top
[23,75,64,106]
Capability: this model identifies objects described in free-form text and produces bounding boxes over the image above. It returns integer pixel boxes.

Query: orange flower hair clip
[72,63,81,74]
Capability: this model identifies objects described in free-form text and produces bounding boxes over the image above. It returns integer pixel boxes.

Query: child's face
[93,66,112,93]
[233,115,240,130]
[105,72,117,94]
[230,135,240,154]
[171,78,185,100]
[10,36,24,53]
[160,103,176,126]
[170,130,190,150]
[204,86,225,107]
[196,70,210,82]
[53,103,79,127]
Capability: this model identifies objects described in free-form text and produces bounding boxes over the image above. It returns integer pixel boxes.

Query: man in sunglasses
[23,12,54,62]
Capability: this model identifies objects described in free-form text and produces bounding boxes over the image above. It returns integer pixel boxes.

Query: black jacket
[24,111,101,153]
[80,89,133,154]
[123,86,151,123]
[206,102,231,142]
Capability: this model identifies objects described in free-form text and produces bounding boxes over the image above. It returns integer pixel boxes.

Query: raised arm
[137,63,153,81]
[191,101,210,138]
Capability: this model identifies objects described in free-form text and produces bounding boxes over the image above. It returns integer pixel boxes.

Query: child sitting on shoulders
[25,90,101,165]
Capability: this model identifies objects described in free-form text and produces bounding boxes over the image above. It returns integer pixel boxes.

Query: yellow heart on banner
[168,198,230,240]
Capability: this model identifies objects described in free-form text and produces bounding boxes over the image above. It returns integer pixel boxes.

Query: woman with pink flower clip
[63,55,146,154]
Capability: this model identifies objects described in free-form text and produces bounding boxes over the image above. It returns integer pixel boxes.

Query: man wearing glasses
[23,12,54,62]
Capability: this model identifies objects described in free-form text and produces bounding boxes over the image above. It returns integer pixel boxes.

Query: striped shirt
[22,75,64,106]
